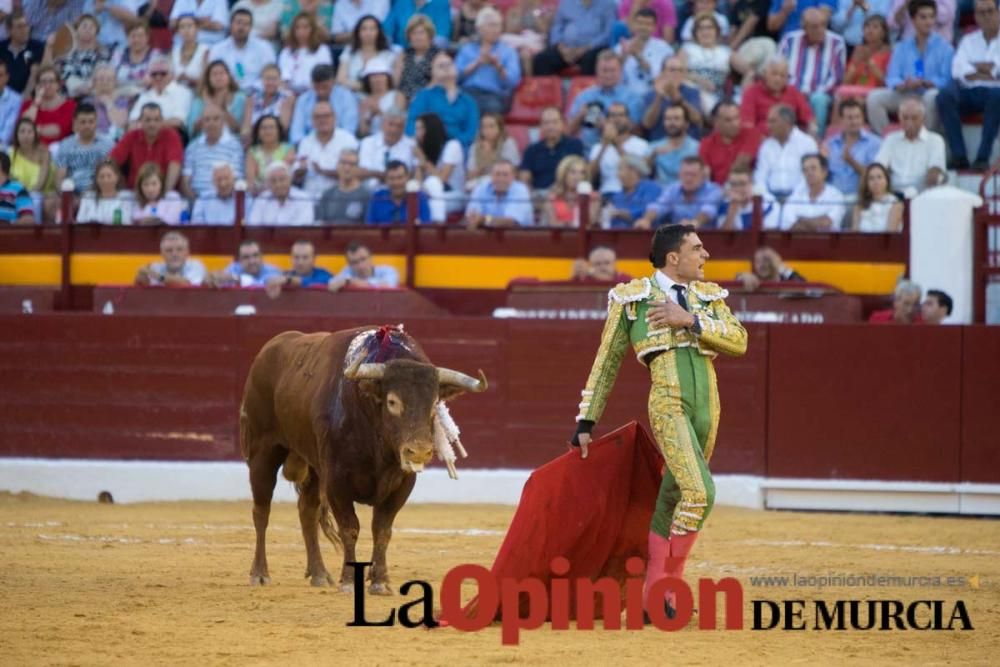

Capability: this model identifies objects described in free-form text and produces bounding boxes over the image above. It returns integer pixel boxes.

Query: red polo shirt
[109,127,184,187]
[699,126,765,184]
[739,81,814,135]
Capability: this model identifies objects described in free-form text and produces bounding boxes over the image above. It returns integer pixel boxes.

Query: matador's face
[674,233,710,283]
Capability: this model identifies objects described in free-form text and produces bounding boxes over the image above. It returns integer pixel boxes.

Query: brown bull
[240,326,487,593]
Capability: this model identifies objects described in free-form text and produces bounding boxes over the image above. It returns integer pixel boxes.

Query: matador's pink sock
[663,531,699,608]
[644,531,671,611]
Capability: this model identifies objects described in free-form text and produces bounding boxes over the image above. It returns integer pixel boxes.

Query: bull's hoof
[368,582,393,596]
[309,572,335,587]
[338,582,354,594]
[249,574,271,586]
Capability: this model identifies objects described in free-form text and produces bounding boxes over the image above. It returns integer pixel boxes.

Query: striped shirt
[0,177,34,223]
[182,131,245,198]
[778,29,846,95]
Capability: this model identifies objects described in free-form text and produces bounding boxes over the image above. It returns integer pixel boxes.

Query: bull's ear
[358,379,382,402]
[438,385,466,402]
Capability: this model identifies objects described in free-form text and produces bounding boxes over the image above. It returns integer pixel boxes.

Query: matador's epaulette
[688,281,729,302]
[608,277,652,305]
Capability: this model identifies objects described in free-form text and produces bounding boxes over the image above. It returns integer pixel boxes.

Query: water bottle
[180,209,190,225]
[914,58,925,80]
[113,207,122,225]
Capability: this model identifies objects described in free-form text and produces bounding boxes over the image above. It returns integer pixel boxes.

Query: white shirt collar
[654,270,686,297]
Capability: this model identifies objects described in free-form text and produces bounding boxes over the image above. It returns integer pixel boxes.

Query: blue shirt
[825,129,882,196]
[647,180,724,226]
[832,0,891,46]
[712,199,776,230]
[290,87,360,144]
[569,84,645,151]
[191,194,247,225]
[642,85,703,142]
[466,180,534,227]
[183,133,245,197]
[221,261,283,286]
[334,264,400,288]
[649,136,701,185]
[0,177,33,222]
[455,41,522,96]
[768,0,838,36]
[550,0,617,48]
[885,33,955,91]
[405,86,480,149]
[366,188,432,224]
[383,0,452,47]
[286,267,334,287]
[520,136,585,189]
[609,179,662,228]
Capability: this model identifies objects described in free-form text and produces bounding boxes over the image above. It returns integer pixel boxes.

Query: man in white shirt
[331,0,390,43]
[775,153,846,230]
[192,163,246,225]
[588,101,651,194]
[616,8,673,95]
[754,104,819,197]
[936,0,1000,170]
[207,9,277,91]
[134,231,207,286]
[127,59,192,132]
[294,100,359,197]
[875,97,947,194]
[357,110,416,189]
[248,163,316,225]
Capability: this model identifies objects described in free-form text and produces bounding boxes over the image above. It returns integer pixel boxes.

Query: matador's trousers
[647,347,719,539]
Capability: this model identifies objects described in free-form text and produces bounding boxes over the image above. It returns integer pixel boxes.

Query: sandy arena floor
[1,492,998,666]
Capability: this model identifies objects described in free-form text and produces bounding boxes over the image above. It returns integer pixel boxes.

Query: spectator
[543,154,599,226]
[85,0,141,53]
[833,0,891,49]
[248,162,315,225]
[455,7,521,114]
[0,151,34,223]
[616,8,673,96]
[466,159,534,228]
[888,0,954,43]
[466,113,521,192]
[604,154,662,228]
[729,0,779,73]
[232,0,283,42]
[170,0,228,45]
[133,162,186,224]
[208,239,282,287]
[357,60,404,137]
[9,117,51,194]
[294,100,359,198]
[171,15,210,89]
[618,0,678,44]
[277,12,333,94]
[358,110,416,189]
[246,114,296,195]
[110,103,183,190]
[0,61,21,147]
[841,14,892,87]
[77,160,133,224]
[111,22,160,98]
[767,0,836,37]
[264,239,334,298]
[412,112,464,222]
[777,9,845,136]
[135,231,207,286]
[866,0,952,135]
[533,0,617,76]
[207,9,277,92]
[383,0,452,49]
[43,14,110,98]
[640,56,704,141]
[682,13,749,112]
[366,159,431,224]
[18,64,75,146]
[740,56,815,134]
[328,240,400,290]
[736,246,806,289]
[650,103,701,185]
[289,64,359,143]
[181,104,245,199]
[680,0,732,41]
[406,52,479,150]
[754,103,819,197]
[568,51,644,152]
[502,0,555,78]
[338,15,396,94]
[775,153,845,230]
[332,1,391,44]
[316,149,369,223]
[716,165,771,229]
[0,11,45,95]
[851,162,902,232]
[869,279,922,323]
[874,97,946,194]
[191,162,241,225]
[921,289,953,325]
[86,64,130,140]
[453,0,488,45]
[188,60,247,137]
[55,103,114,193]
[278,0,332,44]
[394,15,440,101]
[638,155,723,227]
[128,58,193,133]
[822,98,881,196]
[241,64,295,139]
[519,107,584,190]
[699,99,764,184]
[938,0,1000,171]
[570,245,632,282]
[588,101,651,195]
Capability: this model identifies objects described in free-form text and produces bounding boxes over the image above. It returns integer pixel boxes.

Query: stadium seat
[506,77,563,125]
[149,0,176,52]
[506,123,537,153]
[564,76,597,115]
[882,123,902,137]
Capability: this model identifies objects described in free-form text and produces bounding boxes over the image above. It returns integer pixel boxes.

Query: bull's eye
[385,392,404,417]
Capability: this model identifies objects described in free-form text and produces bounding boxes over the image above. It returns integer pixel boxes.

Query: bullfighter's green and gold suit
[576,274,748,539]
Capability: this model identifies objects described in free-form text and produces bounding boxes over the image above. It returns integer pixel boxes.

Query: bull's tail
[317,499,343,552]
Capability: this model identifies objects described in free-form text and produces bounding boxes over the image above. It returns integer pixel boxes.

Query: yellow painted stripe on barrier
[0,255,62,285]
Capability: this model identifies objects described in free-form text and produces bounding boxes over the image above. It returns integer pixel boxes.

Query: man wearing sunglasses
[127,58,192,134]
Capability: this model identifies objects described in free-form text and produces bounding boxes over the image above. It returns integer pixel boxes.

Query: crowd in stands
[0,0,995,233]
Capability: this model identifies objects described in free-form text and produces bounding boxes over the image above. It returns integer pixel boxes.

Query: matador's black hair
[649,224,697,268]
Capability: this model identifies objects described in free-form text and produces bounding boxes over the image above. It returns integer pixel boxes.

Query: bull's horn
[437,367,488,393]
[345,355,386,380]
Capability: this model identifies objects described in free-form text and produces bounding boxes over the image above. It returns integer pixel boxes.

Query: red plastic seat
[506,77,563,124]
[506,123,534,153]
[563,76,598,115]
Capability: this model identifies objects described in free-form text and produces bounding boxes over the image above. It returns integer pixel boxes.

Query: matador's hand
[570,420,594,459]
[647,301,696,329]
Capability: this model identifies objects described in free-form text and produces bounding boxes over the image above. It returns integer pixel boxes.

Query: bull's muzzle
[400,442,434,473]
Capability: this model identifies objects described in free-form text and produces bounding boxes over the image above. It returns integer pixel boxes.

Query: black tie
[671,284,689,311]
